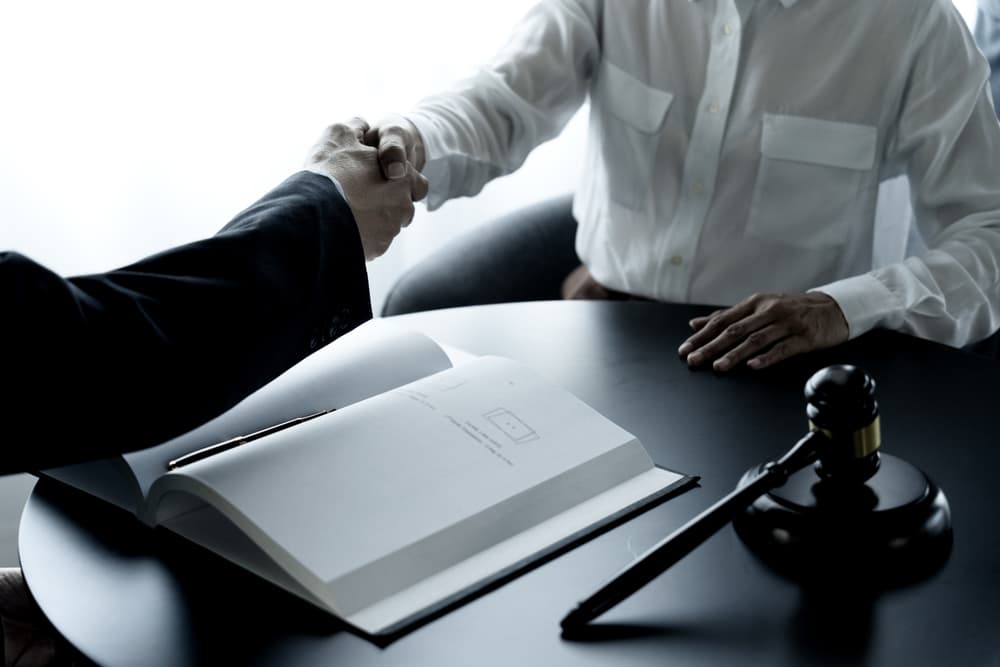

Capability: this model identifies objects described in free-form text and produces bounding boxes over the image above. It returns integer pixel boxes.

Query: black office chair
[381,194,578,316]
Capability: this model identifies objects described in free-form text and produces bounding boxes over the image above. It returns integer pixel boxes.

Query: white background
[0,0,981,313]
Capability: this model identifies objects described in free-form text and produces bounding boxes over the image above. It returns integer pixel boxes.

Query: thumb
[376,127,410,180]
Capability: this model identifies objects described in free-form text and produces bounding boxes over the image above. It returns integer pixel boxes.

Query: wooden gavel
[562,365,952,631]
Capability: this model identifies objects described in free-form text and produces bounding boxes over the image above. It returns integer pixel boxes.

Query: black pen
[166,408,334,470]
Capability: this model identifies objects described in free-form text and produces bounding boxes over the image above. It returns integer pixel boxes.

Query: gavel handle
[561,430,824,630]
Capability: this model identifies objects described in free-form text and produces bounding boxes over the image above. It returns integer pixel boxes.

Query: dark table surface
[19,301,1000,666]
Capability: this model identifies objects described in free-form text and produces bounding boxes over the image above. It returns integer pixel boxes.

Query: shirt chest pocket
[593,60,673,209]
[746,114,878,248]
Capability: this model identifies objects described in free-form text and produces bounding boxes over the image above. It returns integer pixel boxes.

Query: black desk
[19,302,1000,665]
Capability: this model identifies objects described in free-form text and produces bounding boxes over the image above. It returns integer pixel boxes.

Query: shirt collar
[688,0,800,6]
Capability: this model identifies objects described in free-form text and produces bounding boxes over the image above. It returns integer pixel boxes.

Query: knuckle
[752,293,781,309]
[323,123,354,146]
[769,340,789,357]
[761,300,782,315]
[747,331,768,346]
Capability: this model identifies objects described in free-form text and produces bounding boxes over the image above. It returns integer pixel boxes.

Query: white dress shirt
[408,0,1000,346]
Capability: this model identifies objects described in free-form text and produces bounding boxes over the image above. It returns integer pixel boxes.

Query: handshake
[304,115,427,261]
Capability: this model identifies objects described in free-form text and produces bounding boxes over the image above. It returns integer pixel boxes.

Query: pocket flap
[595,59,673,133]
[761,114,877,171]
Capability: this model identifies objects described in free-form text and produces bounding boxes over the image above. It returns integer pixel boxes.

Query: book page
[350,467,688,635]
[151,356,662,618]
[124,322,453,501]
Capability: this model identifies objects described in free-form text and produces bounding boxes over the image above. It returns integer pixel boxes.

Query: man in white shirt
[372,0,1000,372]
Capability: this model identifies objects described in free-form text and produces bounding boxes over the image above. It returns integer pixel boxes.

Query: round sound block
[733,453,952,589]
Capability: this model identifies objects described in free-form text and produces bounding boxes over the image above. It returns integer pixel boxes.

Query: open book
[42,322,693,637]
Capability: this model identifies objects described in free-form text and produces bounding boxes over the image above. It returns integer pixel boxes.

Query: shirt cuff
[406,111,452,211]
[811,273,903,340]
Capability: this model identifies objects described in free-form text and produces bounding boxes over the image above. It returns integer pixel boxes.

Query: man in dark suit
[1,119,427,473]
[0,119,426,665]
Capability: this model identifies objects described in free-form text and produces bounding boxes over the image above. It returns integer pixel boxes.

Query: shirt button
[692,181,705,194]
[671,256,684,266]
[723,23,733,35]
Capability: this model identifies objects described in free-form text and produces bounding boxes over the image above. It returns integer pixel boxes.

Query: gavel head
[805,365,881,484]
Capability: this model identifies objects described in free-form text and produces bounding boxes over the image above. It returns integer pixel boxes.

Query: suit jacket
[0,171,372,473]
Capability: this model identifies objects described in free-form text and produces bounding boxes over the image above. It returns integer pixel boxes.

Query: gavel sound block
[733,365,952,587]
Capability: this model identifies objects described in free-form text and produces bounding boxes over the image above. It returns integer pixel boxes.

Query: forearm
[409,0,600,209]
[0,172,371,471]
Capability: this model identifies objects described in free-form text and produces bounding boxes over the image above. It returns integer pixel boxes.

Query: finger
[377,127,410,180]
[682,319,755,367]
[683,306,787,368]
[748,335,813,370]
[689,310,722,331]
[343,116,370,143]
[679,315,729,358]
[678,300,761,359]
[711,323,786,372]
[324,122,360,146]
[408,165,430,202]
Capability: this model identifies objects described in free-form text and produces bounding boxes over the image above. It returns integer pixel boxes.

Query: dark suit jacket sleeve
[0,171,372,473]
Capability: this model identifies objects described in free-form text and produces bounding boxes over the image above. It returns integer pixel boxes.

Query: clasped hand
[678,292,849,372]
[304,118,428,260]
